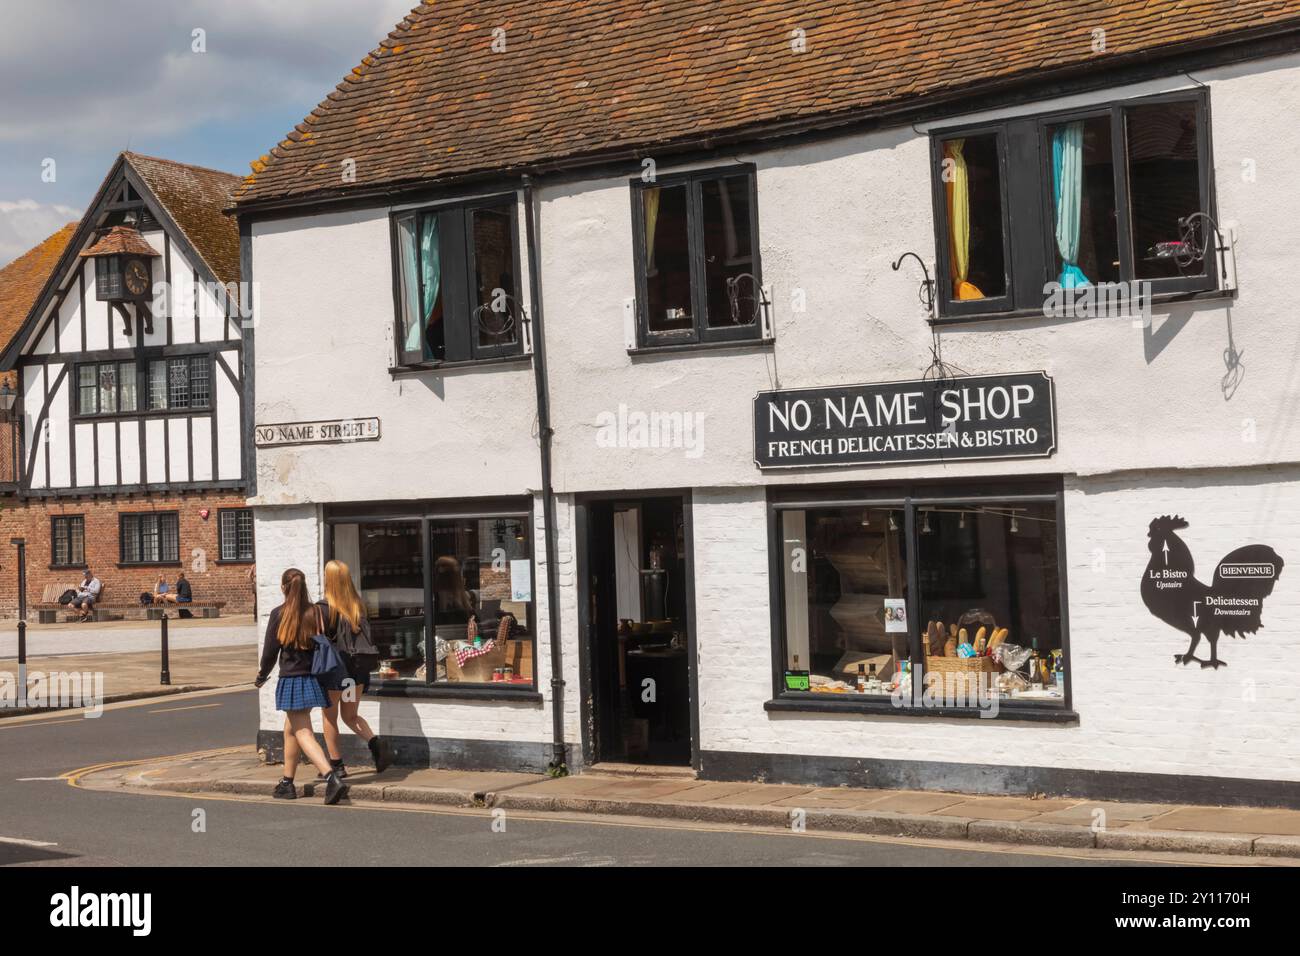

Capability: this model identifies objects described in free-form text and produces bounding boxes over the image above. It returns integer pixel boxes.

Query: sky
[0,0,418,267]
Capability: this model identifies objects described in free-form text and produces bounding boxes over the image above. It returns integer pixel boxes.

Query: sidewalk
[0,614,258,659]
[0,645,252,716]
[88,747,1300,861]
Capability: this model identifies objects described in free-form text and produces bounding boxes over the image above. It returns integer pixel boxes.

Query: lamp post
[0,382,16,483]
[159,612,171,686]
[10,537,26,708]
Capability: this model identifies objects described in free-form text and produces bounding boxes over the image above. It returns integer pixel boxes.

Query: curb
[127,773,1300,860]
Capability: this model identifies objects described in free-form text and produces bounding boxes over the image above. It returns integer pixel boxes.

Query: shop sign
[254,417,381,448]
[753,372,1056,469]
[1141,515,1284,669]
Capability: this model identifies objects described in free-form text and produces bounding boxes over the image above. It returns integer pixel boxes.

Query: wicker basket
[924,654,999,703]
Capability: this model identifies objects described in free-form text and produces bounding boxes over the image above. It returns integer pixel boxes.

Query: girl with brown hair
[254,568,348,804]
[316,559,392,777]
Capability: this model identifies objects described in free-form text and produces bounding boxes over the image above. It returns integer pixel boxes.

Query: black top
[316,600,376,656]
[176,577,193,602]
[256,604,320,682]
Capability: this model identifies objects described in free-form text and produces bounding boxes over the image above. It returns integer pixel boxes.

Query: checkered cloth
[453,639,497,668]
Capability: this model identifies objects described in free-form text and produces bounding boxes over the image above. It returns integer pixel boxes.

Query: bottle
[866,662,880,694]
[856,663,867,693]
[1029,640,1042,688]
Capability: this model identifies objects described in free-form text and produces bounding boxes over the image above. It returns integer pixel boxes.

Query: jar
[492,667,504,682]
[503,666,514,682]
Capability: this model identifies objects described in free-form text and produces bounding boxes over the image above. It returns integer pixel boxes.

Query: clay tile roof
[0,223,77,356]
[78,224,161,259]
[124,152,242,286]
[234,0,1300,208]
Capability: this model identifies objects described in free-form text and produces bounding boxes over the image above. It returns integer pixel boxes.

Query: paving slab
[940,800,1042,821]
[658,781,757,804]
[1032,801,1174,826]
[710,785,815,806]
[1133,806,1300,836]
[861,792,967,814]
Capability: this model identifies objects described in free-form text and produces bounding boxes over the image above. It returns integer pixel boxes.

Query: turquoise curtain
[419,213,440,360]
[396,215,422,354]
[1052,122,1089,288]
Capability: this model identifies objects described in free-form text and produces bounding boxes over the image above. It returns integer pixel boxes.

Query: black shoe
[369,736,393,773]
[316,759,347,781]
[323,770,349,806]
[273,778,297,800]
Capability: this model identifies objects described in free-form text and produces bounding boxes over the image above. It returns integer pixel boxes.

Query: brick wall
[0,490,256,618]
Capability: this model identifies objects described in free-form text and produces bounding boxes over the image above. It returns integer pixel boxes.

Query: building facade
[0,153,256,617]
[237,2,1300,806]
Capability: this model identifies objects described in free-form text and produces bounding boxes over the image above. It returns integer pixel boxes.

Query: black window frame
[119,511,181,566]
[73,354,212,419]
[217,508,255,563]
[766,478,1074,722]
[50,515,86,569]
[629,163,764,348]
[389,193,526,369]
[323,497,540,701]
[929,89,1217,319]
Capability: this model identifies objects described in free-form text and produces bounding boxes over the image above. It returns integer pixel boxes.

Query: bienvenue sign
[255,418,381,448]
[754,372,1056,469]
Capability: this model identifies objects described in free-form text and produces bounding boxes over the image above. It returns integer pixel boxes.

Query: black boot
[369,735,393,773]
[323,770,349,806]
[273,777,296,800]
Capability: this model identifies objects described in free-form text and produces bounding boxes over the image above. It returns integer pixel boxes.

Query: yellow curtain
[644,187,661,274]
[944,140,985,300]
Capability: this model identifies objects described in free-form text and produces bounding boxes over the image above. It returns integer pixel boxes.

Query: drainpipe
[522,175,567,774]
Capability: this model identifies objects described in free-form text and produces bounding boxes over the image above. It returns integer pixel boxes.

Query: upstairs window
[631,166,763,347]
[76,357,208,416]
[931,90,1215,317]
[147,357,210,411]
[392,195,524,367]
[219,508,255,561]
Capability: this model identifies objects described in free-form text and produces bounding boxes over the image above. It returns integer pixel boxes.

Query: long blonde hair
[323,559,365,635]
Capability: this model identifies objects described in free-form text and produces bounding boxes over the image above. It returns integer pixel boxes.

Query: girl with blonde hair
[315,559,392,777]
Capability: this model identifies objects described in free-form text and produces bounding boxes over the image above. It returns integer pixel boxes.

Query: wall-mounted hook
[891,252,935,317]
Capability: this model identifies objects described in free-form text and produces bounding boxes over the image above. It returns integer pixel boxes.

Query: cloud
[0,0,417,146]
[0,200,81,268]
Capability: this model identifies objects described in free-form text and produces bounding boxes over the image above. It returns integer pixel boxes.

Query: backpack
[58,588,77,605]
[309,607,348,682]
[139,592,153,607]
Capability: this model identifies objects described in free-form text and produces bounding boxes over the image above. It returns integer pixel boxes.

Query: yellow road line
[147,702,223,714]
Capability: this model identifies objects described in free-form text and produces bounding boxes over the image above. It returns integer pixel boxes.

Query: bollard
[12,537,26,707]
[16,618,26,709]
[160,613,171,685]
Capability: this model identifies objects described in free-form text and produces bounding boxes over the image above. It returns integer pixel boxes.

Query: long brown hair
[323,559,365,634]
[276,568,317,650]
[433,556,471,613]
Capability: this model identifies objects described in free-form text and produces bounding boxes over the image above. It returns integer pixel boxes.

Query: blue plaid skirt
[275,675,328,712]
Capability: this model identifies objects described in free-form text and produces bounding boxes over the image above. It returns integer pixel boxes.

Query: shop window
[931,90,1214,317]
[329,513,534,690]
[773,491,1068,712]
[120,512,179,565]
[218,508,254,561]
[632,166,763,346]
[392,195,524,367]
[428,516,533,686]
[51,515,85,568]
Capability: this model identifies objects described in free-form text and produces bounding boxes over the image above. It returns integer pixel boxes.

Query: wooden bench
[35,598,225,623]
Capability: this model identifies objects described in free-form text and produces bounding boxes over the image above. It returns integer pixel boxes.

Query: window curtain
[396,215,422,355]
[944,139,984,300]
[419,213,440,358]
[643,187,661,274]
[1052,122,1089,288]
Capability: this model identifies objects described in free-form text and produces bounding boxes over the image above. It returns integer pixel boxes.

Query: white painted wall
[691,471,1300,783]
[248,205,541,507]
[537,56,1300,492]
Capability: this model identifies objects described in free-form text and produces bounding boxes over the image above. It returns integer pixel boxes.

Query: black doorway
[581,494,695,767]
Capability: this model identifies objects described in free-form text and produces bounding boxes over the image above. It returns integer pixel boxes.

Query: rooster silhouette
[1141,515,1284,669]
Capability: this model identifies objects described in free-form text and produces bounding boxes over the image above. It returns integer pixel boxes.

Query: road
[0,689,1151,867]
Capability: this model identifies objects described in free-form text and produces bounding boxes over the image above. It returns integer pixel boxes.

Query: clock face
[124,258,150,296]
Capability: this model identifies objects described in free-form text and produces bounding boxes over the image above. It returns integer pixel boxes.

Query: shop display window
[774,489,1069,713]
[328,508,535,691]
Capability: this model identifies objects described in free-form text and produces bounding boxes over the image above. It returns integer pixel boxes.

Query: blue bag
[310,607,347,682]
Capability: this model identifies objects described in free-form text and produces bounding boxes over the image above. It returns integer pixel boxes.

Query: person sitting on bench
[153,576,173,604]
[71,569,102,622]
[175,572,193,615]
